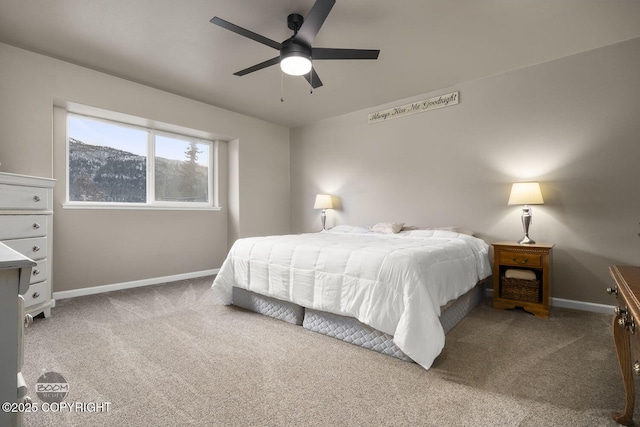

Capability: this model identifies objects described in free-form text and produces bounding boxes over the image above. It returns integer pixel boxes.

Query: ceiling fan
[210,0,380,89]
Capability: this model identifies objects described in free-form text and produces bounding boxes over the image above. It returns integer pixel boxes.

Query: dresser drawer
[1,237,47,260]
[23,281,49,308]
[0,183,49,210]
[30,259,48,284]
[498,251,542,268]
[0,215,48,240]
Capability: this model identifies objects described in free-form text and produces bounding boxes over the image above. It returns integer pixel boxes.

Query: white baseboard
[484,288,614,315]
[550,297,614,315]
[53,269,219,301]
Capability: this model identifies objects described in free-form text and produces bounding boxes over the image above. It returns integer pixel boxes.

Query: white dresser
[0,172,56,317]
[0,242,35,427]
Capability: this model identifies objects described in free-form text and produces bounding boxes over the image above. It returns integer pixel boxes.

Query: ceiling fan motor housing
[281,38,312,60]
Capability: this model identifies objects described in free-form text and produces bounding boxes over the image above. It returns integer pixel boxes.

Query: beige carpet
[21,277,634,426]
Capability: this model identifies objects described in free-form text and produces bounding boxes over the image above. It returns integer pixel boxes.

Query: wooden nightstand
[492,242,554,318]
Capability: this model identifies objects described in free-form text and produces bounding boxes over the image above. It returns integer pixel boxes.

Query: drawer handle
[607,287,619,296]
[32,269,40,276]
[618,315,636,334]
[24,314,33,328]
[634,362,640,376]
[32,291,40,299]
[33,195,41,202]
[615,306,628,316]
[33,223,41,229]
[32,246,40,252]
[512,257,528,264]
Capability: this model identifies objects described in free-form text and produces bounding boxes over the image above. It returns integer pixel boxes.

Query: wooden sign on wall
[368,91,459,124]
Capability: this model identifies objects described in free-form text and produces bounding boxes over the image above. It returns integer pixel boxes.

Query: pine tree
[180,141,202,201]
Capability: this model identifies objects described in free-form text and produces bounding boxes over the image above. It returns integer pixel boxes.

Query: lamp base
[518,206,536,244]
[518,235,536,245]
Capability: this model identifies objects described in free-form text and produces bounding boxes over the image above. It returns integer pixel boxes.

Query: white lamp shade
[280,55,312,76]
[508,182,544,205]
[314,194,333,209]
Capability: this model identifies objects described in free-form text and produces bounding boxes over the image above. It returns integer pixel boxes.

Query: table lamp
[314,194,333,231]
[508,182,544,244]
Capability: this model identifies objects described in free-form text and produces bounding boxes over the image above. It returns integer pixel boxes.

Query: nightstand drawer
[499,252,542,267]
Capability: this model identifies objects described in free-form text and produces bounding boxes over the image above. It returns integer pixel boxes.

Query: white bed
[212,226,492,370]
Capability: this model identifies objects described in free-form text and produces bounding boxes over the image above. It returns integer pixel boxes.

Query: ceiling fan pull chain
[281,72,285,102]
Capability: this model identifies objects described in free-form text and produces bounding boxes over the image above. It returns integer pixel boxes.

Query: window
[67,114,215,209]
[154,134,210,203]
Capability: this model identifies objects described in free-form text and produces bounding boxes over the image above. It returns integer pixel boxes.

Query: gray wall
[290,37,640,305]
[0,43,290,292]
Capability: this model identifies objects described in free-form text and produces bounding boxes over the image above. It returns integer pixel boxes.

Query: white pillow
[327,225,371,234]
[370,222,404,234]
[433,226,475,236]
[402,225,475,236]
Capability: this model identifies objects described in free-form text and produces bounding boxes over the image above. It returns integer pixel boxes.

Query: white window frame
[64,113,219,211]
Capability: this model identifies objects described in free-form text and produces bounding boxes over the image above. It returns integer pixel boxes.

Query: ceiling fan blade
[210,17,282,50]
[296,0,336,46]
[312,48,380,60]
[303,67,323,89]
[234,56,281,76]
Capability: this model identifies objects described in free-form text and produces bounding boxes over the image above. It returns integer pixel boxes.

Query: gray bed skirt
[231,281,486,362]
[231,286,305,325]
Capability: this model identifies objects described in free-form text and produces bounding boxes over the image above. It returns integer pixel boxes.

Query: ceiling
[1,0,640,128]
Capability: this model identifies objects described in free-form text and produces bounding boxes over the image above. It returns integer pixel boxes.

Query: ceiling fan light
[280,55,312,76]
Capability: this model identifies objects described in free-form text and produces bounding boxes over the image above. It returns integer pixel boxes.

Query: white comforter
[212,228,492,369]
